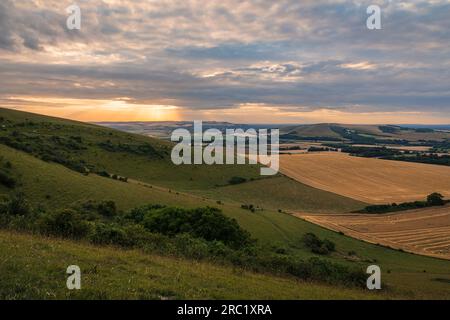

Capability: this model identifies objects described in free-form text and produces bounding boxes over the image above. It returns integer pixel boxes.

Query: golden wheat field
[295,205,450,260]
[280,152,450,204]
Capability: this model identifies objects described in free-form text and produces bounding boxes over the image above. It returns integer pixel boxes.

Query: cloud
[0,0,448,122]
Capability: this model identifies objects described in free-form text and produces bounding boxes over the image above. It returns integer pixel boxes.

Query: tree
[427,193,445,206]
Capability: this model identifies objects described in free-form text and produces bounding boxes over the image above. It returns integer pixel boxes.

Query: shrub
[98,171,110,178]
[241,204,255,212]
[39,209,90,239]
[5,193,31,216]
[427,192,445,206]
[89,223,129,246]
[323,239,336,252]
[140,206,253,249]
[0,170,16,188]
[97,200,117,217]
[302,233,336,255]
[74,200,118,220]
[125,204,166,223]
[172,234,210,259]
[229,176,247,185]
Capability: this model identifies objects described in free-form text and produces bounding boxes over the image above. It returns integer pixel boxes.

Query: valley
[1,108,450,300]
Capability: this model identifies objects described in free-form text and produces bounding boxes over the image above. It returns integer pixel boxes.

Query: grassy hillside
[0,107,262,190]
[1,144,449,298]
[280,123,450,143]
[197,176,366,213]
[281,123,343,139]
[0,107,364,212]
[1,107,449,299]
[0,230,385,300]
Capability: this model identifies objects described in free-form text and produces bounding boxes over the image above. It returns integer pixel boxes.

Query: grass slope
[0,107,364,212]
[2,144,450,298]
[0,230,384,300]
[0,107,262,190]
[198,176,366,213]
[1,108,449,299]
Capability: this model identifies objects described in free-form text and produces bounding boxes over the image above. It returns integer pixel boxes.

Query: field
[197,176,365,213]
[280,123,450,142]
[2,142,449,298]
[296,205,450,260]
[1,108,450,299]
[280,152,450,204]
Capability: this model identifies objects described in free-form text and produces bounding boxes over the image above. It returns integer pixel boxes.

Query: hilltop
[280,123,450,143]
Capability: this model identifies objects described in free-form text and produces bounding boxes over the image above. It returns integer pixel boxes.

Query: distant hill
[279,123,450,143]
[94,121,280,139]
[1,107,449,300]
[96,120,450,143]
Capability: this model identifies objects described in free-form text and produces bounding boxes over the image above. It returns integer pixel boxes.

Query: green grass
[1,107,450,299]
[0,107,262,190]
[197,176,366,213]
[2,144,449,299]
[0,230,388,300]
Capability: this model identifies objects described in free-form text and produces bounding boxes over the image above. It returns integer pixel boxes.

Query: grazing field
[280,152,450,204]
[296,205,450,260]
[198,176,365,213]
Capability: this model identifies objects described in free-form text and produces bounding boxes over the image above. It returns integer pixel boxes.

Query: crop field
[296,205,450,260]
[1,108,450,299]
[280,152,450,204]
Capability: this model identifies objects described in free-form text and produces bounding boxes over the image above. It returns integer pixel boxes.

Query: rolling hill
[1,107,450,299]
[280,123,450,143]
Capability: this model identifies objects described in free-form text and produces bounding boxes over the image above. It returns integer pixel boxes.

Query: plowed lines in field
[295,205,450,260]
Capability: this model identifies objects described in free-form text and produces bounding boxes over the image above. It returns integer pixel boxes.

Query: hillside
[281,123,344,139]
[280,123,450,143]
[1,107,450,299]
[0,230,385,300]
[0,107,363,213]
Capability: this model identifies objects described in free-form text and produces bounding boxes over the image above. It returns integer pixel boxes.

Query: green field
[197,176,366,213]
[1,107,449,300]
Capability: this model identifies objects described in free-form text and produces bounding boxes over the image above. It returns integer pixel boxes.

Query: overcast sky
[0,0,449,123]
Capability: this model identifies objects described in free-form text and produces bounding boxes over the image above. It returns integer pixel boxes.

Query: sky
[0,0,449,124]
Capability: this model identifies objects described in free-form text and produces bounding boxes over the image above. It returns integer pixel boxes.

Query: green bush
[125,204,166,223]
[302,233,336,255]
[97,200,117,217]
[4,193,31,216]
[73,200,118,220]
[0,170,16,188]
[229,176,247,185]
[141,206,253,249]
[89,223,129,246]
[39,209,90,239]
[427,192,445,206]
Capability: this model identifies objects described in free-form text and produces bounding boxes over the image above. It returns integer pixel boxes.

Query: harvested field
[280,152,450,204]
[295,205,450,260]
[351,144,432,152]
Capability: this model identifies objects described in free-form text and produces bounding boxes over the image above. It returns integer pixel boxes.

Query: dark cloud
[0,0,448,119]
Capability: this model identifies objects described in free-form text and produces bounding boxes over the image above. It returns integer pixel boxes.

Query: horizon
[0,1,449,123]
